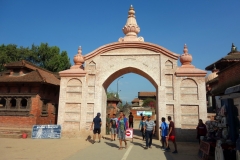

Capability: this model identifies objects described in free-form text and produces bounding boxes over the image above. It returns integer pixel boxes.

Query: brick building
[106,97,121,117]
[138,92,156,107]
[205,43,240,109]
[0,60,60,128]
[130,92,156,120]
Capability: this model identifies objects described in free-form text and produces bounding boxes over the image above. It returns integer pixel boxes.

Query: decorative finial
[78,46,82,54]
[118,5,144,42]
[183,44,188,54]
[212,63,218,73]
[72,46,85,68]
[180,44,192,65]
[231,43,236,52]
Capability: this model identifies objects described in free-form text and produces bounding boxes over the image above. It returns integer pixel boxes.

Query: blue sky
[1,1,240,103]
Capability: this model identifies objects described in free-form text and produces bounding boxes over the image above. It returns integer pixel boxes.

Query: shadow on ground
[105,142,119,148]
[85,135,94,144]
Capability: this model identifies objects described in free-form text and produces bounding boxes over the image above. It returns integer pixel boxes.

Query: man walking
[90,112,102,144]
[117,111,128,150]
[166,116,178,153]
[128,112,134,128]
[160,117,168,149]
[144,115,155,149]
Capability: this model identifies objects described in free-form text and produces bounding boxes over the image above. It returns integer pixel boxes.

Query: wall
[218,63,240,88]
[0,83,59,128]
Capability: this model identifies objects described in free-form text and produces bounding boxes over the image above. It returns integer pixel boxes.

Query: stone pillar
[58,47,87,138]
[175,44,207,141]
[16,98,21,109]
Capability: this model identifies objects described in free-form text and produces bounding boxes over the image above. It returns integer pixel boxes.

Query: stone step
[0,128,32,139]
[0,133,22,139]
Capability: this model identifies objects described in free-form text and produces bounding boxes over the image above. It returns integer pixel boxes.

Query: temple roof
[131,98,139,103]
[138,92,156,97]
[205,43,240,71]
[107,96,122,103]
[0,60,60,85]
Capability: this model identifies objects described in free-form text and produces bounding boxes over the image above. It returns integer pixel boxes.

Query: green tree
[107,91,118,98]
[0,43,71,72]
[142,98,156,108]
[117,101,131,117]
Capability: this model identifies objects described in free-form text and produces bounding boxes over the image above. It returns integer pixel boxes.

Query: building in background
[130,92,156,120]
[0,60,60,129]
[106,96,121,117]
[138,92,156,107]
[205,43,240,109]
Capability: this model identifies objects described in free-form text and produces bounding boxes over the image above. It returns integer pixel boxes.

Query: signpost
[198,141,210,160]
[137,111,152,116]
[31,125,61,139]
[125,128,133,142]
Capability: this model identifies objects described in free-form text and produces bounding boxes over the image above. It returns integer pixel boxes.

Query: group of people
[90,111,178,153]
[91,111,131,150]
[139,115,178,153]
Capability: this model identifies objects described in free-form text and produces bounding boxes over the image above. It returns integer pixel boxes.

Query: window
[41,101,48,116]
[0,98,6,109]
[12,69,20,76]
[10,98,16,108]
[0,97,31,116]
[20,99,27,109]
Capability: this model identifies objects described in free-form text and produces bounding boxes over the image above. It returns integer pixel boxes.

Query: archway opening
[102,67,158,139]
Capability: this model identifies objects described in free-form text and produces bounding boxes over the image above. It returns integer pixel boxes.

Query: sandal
[118,147,123,150]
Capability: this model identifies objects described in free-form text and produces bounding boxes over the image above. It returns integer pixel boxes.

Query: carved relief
[181,105,199,129]
[85,103,94,130]
[165,74,173,100]
[63,121,80,131]
[88,61,96,71]
[166,104,174,121]
[180,78,198,100]
[65,103,81,113]
[87,75,95,99]
[66,78,82,100]
[165,60,173,69]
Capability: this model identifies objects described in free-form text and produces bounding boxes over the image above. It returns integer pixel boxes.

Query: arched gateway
[58,6,207,141]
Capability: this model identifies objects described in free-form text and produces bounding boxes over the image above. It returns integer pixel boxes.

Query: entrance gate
[58,6,207,141]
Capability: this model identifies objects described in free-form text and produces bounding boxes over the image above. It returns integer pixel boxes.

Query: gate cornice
[83,42,180,60]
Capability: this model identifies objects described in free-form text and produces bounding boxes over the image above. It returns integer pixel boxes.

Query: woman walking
[139,116,146,140]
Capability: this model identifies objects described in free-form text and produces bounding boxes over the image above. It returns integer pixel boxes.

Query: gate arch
[58,5,207,140]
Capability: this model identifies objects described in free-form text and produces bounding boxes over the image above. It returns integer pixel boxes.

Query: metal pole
[117,76,123,97]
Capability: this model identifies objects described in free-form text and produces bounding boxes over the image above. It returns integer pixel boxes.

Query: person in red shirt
[166,116,178,153]
[196,119,207,144]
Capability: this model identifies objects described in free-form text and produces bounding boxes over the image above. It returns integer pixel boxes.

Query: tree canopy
[107,91,118,99]
[0,43,71,72]
[142,98,156,108]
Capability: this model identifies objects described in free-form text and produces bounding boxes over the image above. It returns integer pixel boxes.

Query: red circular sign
[126,130,131,136]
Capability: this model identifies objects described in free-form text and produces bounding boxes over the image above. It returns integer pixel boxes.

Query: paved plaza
[1,132,201,160]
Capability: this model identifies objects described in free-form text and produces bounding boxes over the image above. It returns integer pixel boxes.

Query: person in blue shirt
[160,117,168,149]
[139,116,146,140]
[90,113,102,144]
